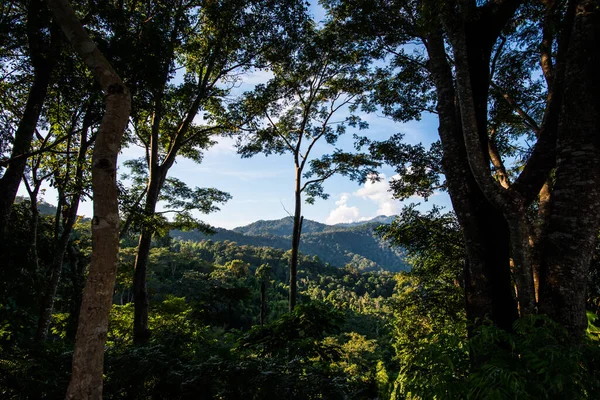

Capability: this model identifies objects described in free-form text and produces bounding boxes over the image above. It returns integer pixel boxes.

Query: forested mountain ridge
[232,215,395,236]
[172,216,408,272]
[16,197,407,272]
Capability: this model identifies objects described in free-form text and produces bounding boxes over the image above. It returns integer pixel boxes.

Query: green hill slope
[172,216,408,272]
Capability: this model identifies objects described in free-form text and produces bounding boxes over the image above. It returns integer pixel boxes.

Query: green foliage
[468,316,600,400]
[173,216,409,272]
[388,272,469,400]
[4,198,600,399]
[0,202,55,345]
[237,302,343,358]
[588,311,600,341]
[377,207,597,399]
[0,343,72,399]
[231,21,381,206]
[367,134,443,201]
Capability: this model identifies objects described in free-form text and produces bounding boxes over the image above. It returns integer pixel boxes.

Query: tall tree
[233,26,380,311]
[0,0,57,242]
[110,0,308,344]
[35,99,97,341]
[326,0,600,337]
[25,40,105,340]
[256,263,272,326]
[537,0,600,336]
[45,0,131,398]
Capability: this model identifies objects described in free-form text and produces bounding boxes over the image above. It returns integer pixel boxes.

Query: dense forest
[172,215,409,273]
[1,0,600,399]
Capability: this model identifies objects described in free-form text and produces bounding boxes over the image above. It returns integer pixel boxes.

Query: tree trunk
[0,0,54,239]
[132,227,152,344]
[260,279,267,326]
[289,166,303,312]
[539,0,600,338]
[531,180,552,302]
[26,187,41,274]
[36,113,92,342]
[425,26,518,332]
[132,169,164,344]
[506,215,536,316]
[66,242,85,342]
[46,0,130,398]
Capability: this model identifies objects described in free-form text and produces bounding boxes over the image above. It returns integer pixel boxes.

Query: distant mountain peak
[233,214,396,235]
[332,215,396,228]
[172,212,408,273]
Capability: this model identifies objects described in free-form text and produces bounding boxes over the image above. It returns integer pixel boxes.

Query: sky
[114,101,451,229]
[18,3,453,230]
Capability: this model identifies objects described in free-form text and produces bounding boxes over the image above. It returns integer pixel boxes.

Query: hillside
[15,197,407,272]
[231,215,396,236]
[172,216,408,272]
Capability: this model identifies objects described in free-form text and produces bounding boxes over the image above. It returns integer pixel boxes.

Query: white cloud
[335,193,351,206]
[354,173,400,216]
[326,192,360,224]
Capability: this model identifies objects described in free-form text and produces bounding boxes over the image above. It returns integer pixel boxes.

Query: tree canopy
[0,0,599,398]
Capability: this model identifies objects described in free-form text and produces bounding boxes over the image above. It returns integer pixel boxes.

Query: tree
[233,25,381,311]
[45,0,131,398]
[105,0,307,344]
[33,62,100,341]
[327,0,600,338]
[0,0,57,242]
[256,263,272,326]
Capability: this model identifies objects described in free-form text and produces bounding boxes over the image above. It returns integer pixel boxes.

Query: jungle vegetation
[1,0,599,398]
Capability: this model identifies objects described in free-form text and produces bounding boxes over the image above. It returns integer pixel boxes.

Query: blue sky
[19,3,453,230]
[112,97,451,229]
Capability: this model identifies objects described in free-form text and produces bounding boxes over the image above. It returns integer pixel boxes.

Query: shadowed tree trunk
[434,0,598,337]
[260,279,267,326]
[132,171,165,344]
[0,0,55,242]
[425,22,518,331]
[256,263,271,326]
[46,0,131,398]
[538,0,600,338]
[66,242,86,342]
[36,110,93,342]
[289,166,303,312]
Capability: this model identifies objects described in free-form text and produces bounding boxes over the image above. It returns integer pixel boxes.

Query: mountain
[331,215,396,228]
[172,216,408,273]
[14,196,407,272]
[15,196,59,216]
[232,217,329,236]
[232,215,396,236]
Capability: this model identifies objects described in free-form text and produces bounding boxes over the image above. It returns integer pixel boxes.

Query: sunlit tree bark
[46,0,131,398]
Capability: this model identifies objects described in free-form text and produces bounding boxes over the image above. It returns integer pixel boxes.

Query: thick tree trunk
[289,167,303,312]
[0,0,54,239]
[425,27,518,332]
[441,2,547,318]
[46,0,130,398]
[539,0,600,338]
